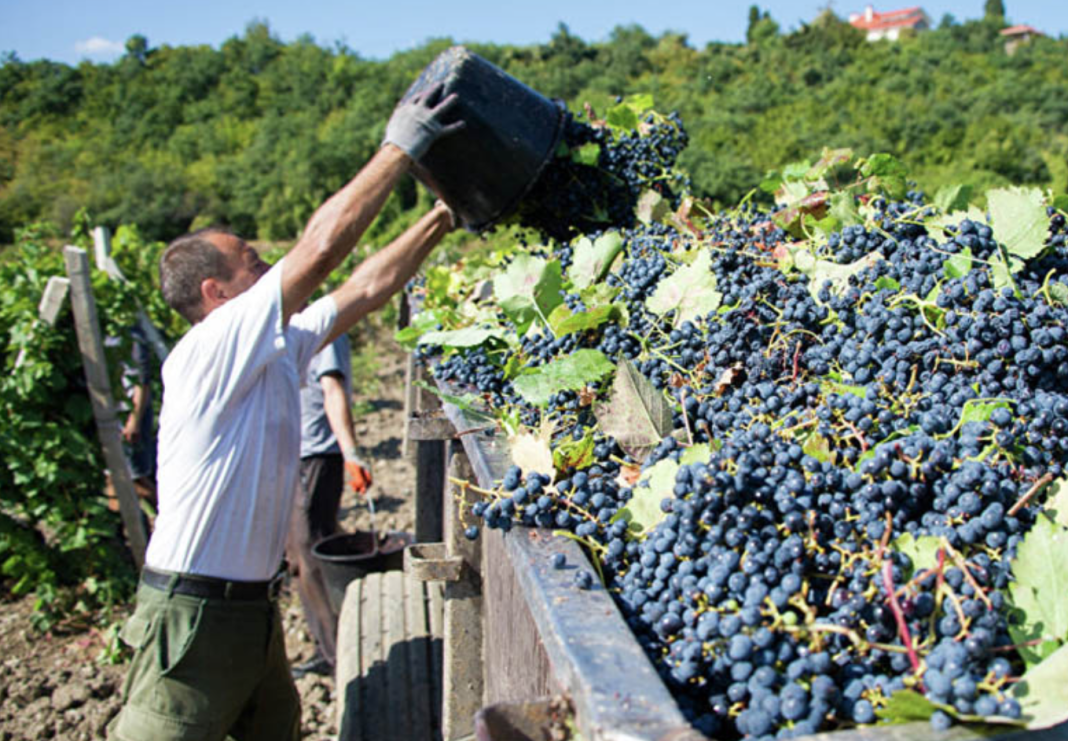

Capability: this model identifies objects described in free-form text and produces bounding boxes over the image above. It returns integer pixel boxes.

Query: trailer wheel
[336,571,445,741]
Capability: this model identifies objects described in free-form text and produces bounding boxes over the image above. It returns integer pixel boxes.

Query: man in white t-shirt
[108,84,462,741]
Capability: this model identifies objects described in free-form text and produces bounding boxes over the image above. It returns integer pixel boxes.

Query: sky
[0,0,1063,65]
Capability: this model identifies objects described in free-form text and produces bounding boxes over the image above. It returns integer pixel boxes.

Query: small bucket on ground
[311,531,413,613]
[399,45,566,231]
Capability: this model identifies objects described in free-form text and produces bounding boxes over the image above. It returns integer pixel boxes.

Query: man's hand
[343,448,372,495]
[122,412,140,445]
[383,82,465,161]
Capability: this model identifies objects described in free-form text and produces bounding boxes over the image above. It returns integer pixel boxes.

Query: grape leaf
[821,379,867,398]
[806,147,854,182]
[795,249,882,302]
[550,304,622,337]
[990,250,1023,295]
[645,250,722,326]
[612,457,675,535]
[417,326,505,348]
[1049,281,1068,307]
[606,94,654,131]
[680,443,713,466]
[509,420,555,481]
[1043,476,1068,529]
[861,153,908,199]
[829,191,861,227]
[569,231,625,290]
[571,142,601,167]
[802,433,834,464]
[512,349,615,407]
[943,247,974,280]
[594,359,674,464]
[1012,641,1068,729]
[874,276,900,291]
[494,254,563,336]
[1008,516,1068,667]
[413,380,485,415]
[553,431,595,472]
[637,189,670,225]
[958,399,1012,428]
[1053,194,1068,213]
[394,309,448,350]
[933,184,973,214]
[988,186,1049,262]
[877,689,1021,728]
[893,533,942,577]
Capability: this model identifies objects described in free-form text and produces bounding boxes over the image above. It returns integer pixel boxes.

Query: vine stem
[1007,472,1054,517]
[883,560,923,679]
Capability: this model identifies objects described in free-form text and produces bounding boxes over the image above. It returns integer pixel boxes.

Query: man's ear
[201,277,226,309]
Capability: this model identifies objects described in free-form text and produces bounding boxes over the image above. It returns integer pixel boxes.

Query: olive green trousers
[107,579,301,741]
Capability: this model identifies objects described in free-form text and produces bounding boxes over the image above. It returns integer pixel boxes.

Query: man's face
[209,233,270,301]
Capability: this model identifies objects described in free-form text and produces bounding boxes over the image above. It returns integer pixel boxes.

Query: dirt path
[0,330,414,741]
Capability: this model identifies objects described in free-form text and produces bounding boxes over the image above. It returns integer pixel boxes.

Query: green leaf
[494,254,564,336]
[1052,194,1068,213]
[821,378,867,398]
[413,380,485,414]
[782,160,811,181]
[1008,516,1068,667]
[594,359,674,464]
[990,250,1022,295]
[893,533,942,576]
[874,276,900,292]
[875,690,940,725]
[944,247,974,280]
[802,433,834,464]
[551,304,622,336]
[645,250,722,325]
[759,170,783,195]
[988,187,1049,262]
[569,231,625,290]
[511,349,615,407]
[1049,282,1068,307]
[605,104,638,130]
[861,153,908,199]
[394,308,449,350]
[417,326,505,348]
[1012,641,1068,729]
[828,191,861,227]
[680,443,712,466]
[1044,476,1068,529]
[553,431,596,472]
[806,147,854,182]
[959,399,1012,428]
[571,142,601,167]
[933,184,974,214]
[612,457,675,536]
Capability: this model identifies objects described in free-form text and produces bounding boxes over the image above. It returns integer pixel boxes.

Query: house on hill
[848,5,931,41]
[1001,24,1045,54]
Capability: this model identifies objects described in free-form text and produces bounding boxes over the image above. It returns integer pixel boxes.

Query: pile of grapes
[413,114,1068,739]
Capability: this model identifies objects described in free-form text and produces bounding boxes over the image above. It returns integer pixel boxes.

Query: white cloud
[74,36,124,57]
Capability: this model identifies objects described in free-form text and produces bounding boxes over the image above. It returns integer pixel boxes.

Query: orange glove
[343,450,372,495]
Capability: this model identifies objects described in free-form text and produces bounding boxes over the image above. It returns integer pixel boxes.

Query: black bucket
[311,531,413,614]
[400,45,566,231]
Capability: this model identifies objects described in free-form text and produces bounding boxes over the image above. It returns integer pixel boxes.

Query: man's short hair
[160,228,235,323]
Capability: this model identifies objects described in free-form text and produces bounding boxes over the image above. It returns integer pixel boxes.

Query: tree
[747,6,762,42]
[939,13,957,29]
[125,34,148,65]
[748,11,781,46]
[984,0,1005,23]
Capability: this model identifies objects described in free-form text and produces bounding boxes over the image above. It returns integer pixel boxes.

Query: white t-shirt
[145,259,337,581]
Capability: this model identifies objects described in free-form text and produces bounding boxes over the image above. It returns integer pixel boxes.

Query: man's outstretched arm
[280,84,461,323]
[320,202,454,346]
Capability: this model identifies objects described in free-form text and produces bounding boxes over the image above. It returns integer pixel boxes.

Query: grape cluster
[510,110,690,241]
[420,173,1068,736]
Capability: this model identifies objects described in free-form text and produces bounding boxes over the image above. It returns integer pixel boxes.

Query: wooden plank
[482,526,553,706]
[92,226,170,363]
[428,581,445,737]
[64,246,147,568]
[405,574,434,741]
[384,572,411,740]
[336,578,363,740]
[361,572,385,741]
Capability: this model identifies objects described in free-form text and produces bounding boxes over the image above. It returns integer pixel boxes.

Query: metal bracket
[407,412,458,441]
[404,542,464,582]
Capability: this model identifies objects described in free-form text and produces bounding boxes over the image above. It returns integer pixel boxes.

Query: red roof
[1000,24,1043,37]
[849,6,927,31]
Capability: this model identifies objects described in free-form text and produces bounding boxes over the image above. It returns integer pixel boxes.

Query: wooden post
[65,245,147,568]
[92,226,170,363]
[13,276,70,370]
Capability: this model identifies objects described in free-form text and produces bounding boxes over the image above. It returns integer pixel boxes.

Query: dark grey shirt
[299,334,352,458]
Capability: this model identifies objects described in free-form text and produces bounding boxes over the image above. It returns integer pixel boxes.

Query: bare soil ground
[0,332,414,741]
